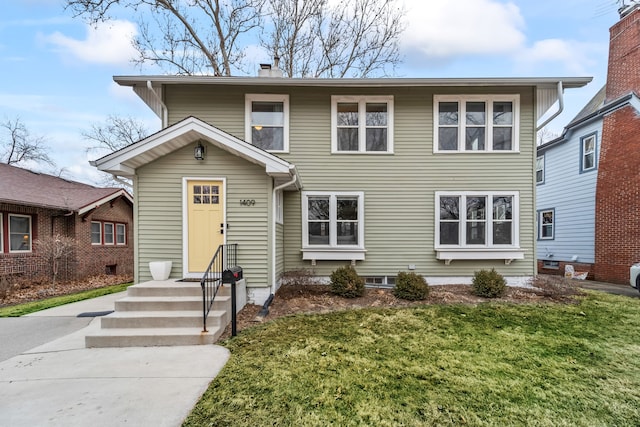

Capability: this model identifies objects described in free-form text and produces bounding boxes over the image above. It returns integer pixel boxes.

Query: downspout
[147,80,168,127]
[536,81,564,131]
[258,172,297,320]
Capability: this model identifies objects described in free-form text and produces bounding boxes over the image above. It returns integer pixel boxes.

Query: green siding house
[92,74,590,304]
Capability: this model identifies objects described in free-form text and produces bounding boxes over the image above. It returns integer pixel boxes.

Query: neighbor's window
[332,96,394,153]
[436,192,517,248]
[538,209,554,240]
[536,155,545,184]
[104,223,114,245]
[434,95,519,152]
[91,222,102,245]
[275,190,284,224]
[116,224,126,245]
[245,94,289,152]
[580,134,597,172]
[302,191,364,249]
[9,214,32,252]
[0,215,3,253]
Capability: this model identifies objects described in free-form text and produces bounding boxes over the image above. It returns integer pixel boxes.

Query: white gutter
[271,173,298,296]
[537,81,564,131]
[147,80,168,126]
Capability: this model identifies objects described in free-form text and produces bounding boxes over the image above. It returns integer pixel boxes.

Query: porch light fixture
[194,141,205,160]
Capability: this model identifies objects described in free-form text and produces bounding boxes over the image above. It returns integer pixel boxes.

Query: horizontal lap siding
[136,144,270,285]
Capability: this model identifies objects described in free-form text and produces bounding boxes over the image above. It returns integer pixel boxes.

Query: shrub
[393,271,429,301]
[472,268,506,298]
[329,265,365,298]
[531,275,581,300]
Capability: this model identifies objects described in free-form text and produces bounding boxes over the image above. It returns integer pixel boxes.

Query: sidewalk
[0,292,230,427]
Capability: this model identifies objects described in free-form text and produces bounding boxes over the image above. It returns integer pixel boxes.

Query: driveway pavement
[574,279,640,298]
[0,292,230,427]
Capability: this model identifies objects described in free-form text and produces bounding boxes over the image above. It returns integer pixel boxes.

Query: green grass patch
[0,282,132,317]
[185,292,640,426]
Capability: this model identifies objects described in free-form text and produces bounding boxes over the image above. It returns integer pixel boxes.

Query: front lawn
[185,292,640,426]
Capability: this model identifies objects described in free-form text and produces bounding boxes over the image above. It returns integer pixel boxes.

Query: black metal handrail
[200,243,238,332]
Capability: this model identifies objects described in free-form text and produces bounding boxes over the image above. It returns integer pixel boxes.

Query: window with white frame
[436,192,518,248]
[538,209,554,240]
[9,214,32,252]
[434,95,519,152]
[302,191,365,252]
[0,215,3,253]
[580,134,597,172]
[104,223,114,245]
[245,94,289,152]
[332,96,394,153]
[536,155,544,184]
[116,224,126,245]
[275,190,284,224]
[91,222,102,245]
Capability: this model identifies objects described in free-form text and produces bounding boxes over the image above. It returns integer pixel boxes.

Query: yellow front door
[187,180,224,272]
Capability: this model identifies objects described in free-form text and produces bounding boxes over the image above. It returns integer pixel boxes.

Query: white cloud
[44,20,138,66]
[401,0,526,59]
[514,38,601,75]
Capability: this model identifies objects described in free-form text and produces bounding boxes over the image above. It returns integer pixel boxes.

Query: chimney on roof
[258,56,284,78]
[606,2,640,102]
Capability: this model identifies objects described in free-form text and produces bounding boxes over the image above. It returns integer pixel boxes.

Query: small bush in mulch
[531,275,582,300]
[393,271,429,301]
[472,268,506,298]
[329,265,365,298]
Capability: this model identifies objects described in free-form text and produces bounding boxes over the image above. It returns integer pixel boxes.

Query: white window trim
[91,221,102,245]
[301,191,366,261]
[8,214,32,253]
[538,209,554,240]
[434,191,523,265]
[0,214,3,253]
[331,95,394,154]
[536,155,545,184]
[104,222,115,245]
[275,190,284,225]
[116,223,126,245]
[433,94,520,153]
[581,134,596,172]
[245,93,290,153]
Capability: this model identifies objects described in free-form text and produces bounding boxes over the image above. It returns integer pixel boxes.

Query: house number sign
[240,199,256,206]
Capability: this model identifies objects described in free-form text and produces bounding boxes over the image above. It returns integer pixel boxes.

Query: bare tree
[0,117,54,166]
[83,115,149,189]
[35,234,77,289]
[263,0,404,78]
[537,127,560,146]
[64,0,405,77]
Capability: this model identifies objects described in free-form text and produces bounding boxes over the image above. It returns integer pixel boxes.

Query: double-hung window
[580,134,597,172]
[536,155,545,184]
[9,214,32,252]
[435,192,523,263]
[332,96,394,153]
[434,95,519,152]
[302,191,365,260]
[104,223,115,245]
[245,94,289,152]
[116,224,126,245]
[91,222,102,245]
[538,209,554,240]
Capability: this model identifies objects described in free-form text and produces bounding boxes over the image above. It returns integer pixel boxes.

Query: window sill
[331,151,394,155]
[302,248,366,262]
[435,248,524,265]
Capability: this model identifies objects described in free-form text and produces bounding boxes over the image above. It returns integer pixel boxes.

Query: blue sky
[0,0,623,185]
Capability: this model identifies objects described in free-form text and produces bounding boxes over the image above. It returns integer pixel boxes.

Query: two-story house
[537,3,640,284]
[92,74,589,304]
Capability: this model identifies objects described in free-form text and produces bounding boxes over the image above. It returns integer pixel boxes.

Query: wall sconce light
[194,141,205,160]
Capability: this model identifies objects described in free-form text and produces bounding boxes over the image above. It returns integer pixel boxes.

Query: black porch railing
[200,243,238,332]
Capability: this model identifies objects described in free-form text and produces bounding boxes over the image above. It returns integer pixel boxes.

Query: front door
[187,180,225,272]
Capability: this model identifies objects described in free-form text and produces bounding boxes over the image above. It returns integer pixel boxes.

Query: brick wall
[606,7,640,102]
[74,197,134,279]
[537,260,594,280]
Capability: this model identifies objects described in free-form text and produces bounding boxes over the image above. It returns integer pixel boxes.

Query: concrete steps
[85,280,236,348]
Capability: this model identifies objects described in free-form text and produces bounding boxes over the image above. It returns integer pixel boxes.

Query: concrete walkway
[0,292,230,427]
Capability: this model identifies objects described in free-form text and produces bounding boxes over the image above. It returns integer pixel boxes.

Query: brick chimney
[594,3,640,284]
[605,3,640,101]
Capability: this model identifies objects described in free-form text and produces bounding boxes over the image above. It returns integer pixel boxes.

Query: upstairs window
[580,133,597,173]
[536,155,545,184]
[436,192,518,248]
[9,214,32,252]
[245,94,289,152]
[332,96,394,153]
[434,95,519,152]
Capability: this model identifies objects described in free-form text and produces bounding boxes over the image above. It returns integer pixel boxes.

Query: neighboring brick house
[0,163,133,281]
[536,3,640,284]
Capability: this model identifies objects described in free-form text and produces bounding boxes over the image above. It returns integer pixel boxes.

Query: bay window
[332,96,394,153]
[434,95,519,152]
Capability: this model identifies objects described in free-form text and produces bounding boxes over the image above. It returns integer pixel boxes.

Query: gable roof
[0,163,133,213]
[91,116,301,189]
